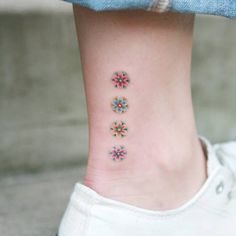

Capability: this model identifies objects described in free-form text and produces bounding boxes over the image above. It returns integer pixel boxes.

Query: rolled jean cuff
[63,0,236,19]
[63,0,171,12]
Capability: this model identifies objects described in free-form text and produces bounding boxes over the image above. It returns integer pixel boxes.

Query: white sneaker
[58,136,236,236]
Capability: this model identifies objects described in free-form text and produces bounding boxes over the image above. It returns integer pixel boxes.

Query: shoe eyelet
[216,181,224,194]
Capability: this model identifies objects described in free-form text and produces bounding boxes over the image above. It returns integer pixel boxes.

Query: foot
[58,136,236,236]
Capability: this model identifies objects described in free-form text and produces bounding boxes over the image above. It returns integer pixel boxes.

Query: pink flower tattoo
[111,71,130,89]
[111,96,128,114]
[109,145,127,161]
[110,121,128,138]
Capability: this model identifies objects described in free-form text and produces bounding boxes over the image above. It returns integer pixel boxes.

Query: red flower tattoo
[111,71,130,89]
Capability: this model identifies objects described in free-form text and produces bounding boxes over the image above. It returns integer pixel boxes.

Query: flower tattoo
[111,71,130,89]
[109,145,127,161]
[110,121,128,138]
[111,96,128,114]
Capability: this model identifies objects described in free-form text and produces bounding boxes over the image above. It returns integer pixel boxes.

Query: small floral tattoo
[111,96,128,114]
[109,145,127,161]
[110,121,128,138]
[111,71,130,89]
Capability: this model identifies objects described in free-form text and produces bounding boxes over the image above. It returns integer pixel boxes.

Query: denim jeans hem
[63,0,236,19]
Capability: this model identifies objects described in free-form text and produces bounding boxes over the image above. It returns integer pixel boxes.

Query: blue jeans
[64,0,236,19]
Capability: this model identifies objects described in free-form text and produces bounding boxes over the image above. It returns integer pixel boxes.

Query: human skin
[73,6,207,210]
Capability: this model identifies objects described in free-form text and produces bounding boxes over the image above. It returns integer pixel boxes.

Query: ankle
[83,135,207,210]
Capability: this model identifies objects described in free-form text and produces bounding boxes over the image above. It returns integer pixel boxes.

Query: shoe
[57,135,236,236]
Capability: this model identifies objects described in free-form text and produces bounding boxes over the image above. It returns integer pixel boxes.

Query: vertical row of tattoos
[109,71,130,162]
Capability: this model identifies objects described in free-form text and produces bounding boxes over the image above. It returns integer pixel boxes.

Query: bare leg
[74,7,206,210]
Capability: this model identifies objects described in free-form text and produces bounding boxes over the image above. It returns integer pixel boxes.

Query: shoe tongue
[198,135,220,176]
